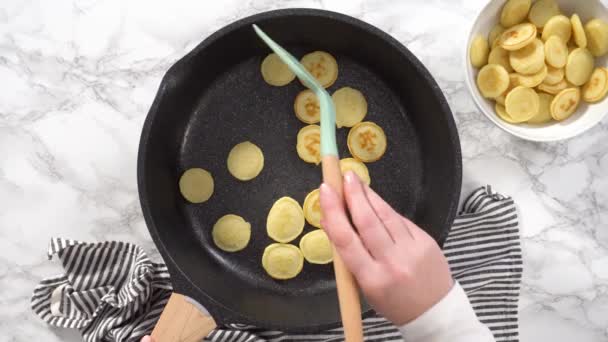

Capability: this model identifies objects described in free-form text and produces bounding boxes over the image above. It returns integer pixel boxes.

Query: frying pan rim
[137,7,462,332]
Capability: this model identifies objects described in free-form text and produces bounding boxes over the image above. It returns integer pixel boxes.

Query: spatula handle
[151,292,217,342]
[322,155,364,342]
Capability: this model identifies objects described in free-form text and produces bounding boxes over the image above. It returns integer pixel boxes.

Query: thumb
[319,183,352,247]
[319,183,377,279]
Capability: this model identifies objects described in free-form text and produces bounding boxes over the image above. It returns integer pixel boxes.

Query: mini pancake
[261,53,296,86]
[267,196,305,243]
[347,122,387,163]
[300,51,338,88]
[262,243,304,280]
[296,125,321,165]
[294,90,320,124]
[550,87,581,121]
[227,141,264,181]
[332,87,368,128]
[212,214,251,252]
[339,158,371,185]
[303,189,322,228]
[299,230,333,264]
[179,168,214,203]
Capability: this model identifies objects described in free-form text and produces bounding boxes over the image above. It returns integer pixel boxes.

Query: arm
[320,172,494,342]
[399,282,494,342]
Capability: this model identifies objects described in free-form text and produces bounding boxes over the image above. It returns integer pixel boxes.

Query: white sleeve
[398,282,495,342]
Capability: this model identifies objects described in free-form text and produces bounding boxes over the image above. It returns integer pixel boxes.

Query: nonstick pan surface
[138,8,461,332]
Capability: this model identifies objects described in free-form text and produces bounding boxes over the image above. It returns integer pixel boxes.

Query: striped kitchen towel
[31,186,522,341]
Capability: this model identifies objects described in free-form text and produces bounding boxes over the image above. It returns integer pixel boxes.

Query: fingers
[141,336,154,342]
[319,183,377,278]
[401,215,429,241]
[362,184,414,242]
[343,172,394,258]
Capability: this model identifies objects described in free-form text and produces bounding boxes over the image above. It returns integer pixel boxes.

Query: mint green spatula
[253,24,363,342]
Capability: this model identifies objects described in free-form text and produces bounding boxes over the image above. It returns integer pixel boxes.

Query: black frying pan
[137,8,462,336]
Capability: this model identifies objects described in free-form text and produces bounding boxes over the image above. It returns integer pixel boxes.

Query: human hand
[141,336,154,342]
[319,172,454,325]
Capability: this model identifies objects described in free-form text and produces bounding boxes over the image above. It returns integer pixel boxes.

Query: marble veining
[1,0,607,340]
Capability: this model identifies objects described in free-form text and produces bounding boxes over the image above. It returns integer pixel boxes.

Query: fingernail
[320,183,330,196]
[345,171,357,183]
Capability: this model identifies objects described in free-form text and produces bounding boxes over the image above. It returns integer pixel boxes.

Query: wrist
[398,282,482,340]
[392,277,455,326]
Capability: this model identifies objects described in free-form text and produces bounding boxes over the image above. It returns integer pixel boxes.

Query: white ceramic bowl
[465,0,608,141]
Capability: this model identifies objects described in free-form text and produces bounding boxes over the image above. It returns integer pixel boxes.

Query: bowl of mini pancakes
[465,0,608,141]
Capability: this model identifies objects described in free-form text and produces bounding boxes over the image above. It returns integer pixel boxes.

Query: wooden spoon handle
[151,293,217,342]
[322,155,363,342]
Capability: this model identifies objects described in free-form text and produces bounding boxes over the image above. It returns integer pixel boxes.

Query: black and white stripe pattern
[448,186,521,341]
[31,240,173,342]
[31,186,521,342]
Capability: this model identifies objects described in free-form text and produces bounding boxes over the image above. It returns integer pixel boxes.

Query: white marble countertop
[1,0,607,341]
